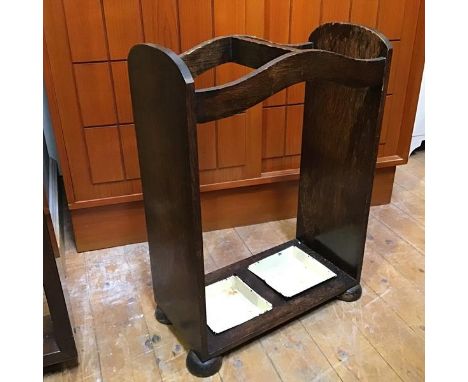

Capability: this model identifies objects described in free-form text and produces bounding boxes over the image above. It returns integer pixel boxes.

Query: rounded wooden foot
[186,350,222,377]
[337,284,362,302]
[155,306,172,325]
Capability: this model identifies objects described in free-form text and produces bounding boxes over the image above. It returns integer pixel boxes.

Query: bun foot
[186,350,222,377]
[337,284,362,302]
[155,306,172,325]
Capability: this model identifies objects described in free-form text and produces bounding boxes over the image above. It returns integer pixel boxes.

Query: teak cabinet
[44,0,424,251]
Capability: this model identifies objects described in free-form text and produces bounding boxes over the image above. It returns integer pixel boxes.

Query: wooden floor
[44,150,425,382]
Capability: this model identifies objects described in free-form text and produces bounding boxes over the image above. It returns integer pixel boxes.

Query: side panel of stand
[128,45,207,355]
[297,24,392,280]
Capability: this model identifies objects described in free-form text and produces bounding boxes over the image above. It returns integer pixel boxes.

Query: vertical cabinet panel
[387,41,400,95]
[287,0,321,104]
[63,0,108,62]
[197,123,217,171]
[321,0,351,23]
[377,0,406,40]
[119,124,140,179]
[84,127,125,183]
[350,0,379,28]
[179,0,214,89]
[141,0,180,52]
[263,107,286,159]
[103,0,144,59]
[214,0,247,85]
[111,61,133,124]
[285,105,304,156]
[264,0,290,106]
[74,63,117,126]
[217,114,247,168]
[379,95,393,145]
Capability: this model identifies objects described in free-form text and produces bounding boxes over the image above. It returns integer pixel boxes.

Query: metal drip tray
[205,276,272,334]
[248,245,337,298]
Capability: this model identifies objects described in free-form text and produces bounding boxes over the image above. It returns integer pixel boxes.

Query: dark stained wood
[181,35,314,78]
[296,23,392,281]
[128,23,391,367]
[128,44,208,358]
[196,50,385,123]
[204,239,357,357]
[43,208,77,369]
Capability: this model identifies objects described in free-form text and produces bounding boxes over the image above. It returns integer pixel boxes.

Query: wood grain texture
[217,114,246,168]
[71,165,395,251]
[297,23,391,281]
[45,0,424,255]
[141,0,180,52]
[111,61,133,123]
[128,44,207,358]
[350,0,379,28]
[195,48,386,123]
[387,40,400,95]
[43,209,78,369]
[58,151,423,380]
[380,94,393,144]
[103,0,144,59]
[84,127,125,183]
[321,0,351,23]
[62,0,107,62]
[377,0,406,40]
[263,0,290,106]
[74,63,117,127]
[285,104,304,156]
[197,122,217,171]
[262,107,286,159]
[119,124,140,179]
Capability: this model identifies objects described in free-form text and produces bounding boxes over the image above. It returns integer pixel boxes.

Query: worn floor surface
[44,150,425,382]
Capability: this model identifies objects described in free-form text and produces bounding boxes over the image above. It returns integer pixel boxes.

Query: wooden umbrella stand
[128,22,392,377]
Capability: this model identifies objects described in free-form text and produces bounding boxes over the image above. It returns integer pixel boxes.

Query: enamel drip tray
[205,239,358,348]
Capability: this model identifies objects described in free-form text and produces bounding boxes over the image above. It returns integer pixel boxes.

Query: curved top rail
[180,35,314,78]
[195,49,386,123]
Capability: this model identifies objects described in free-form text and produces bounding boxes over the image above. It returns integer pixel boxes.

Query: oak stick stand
[129,23,392,377]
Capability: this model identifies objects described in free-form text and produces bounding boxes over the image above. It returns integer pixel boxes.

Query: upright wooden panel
[128,44,207,358]
[285,105,304,156]
[103,0,144,59]
[264,0,290,106]
[321,0,351,23]
[217,114,247,168]
[350,0,379,28]
[287,0,321,104]
[141,0,180,52]
[119,124,141,179]
[62,0,107,62]
[297,24,390,280]
[377,0,406,40]
[84,127,125,183]
[74,63,117,126]
[263,107,286,159]
[111,61,133,123]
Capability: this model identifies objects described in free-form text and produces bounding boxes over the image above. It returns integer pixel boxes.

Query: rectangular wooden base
[71,167,395,252]
[204,239,357,359]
